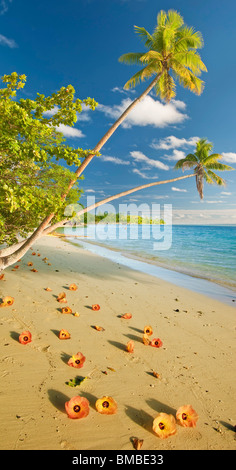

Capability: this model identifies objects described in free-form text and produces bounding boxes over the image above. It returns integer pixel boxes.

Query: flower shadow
[125,404,155,435]
[10,331,20,342]
[107,340,125,351]
[47,389,69,413]
[146,398,176,416]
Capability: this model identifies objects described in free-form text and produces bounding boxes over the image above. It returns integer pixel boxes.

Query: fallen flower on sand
[27,262,33,266]
[126,340,134,353]
[69,283,78,291]
[176,405,199,427]
[61,307,72,314]
[30,269,38,272]
[65,396,90,419]
[153,371,161,379]
[121,313,132,319]
[132,437,144,450]
[59,329,70,339]
[32,252,36,256]
[92,304,100,311]
[19,330,32,345]
[0,274,5,280]
[94,325,105,331]
[95,396,117,415]
[57,292,67,303]
[142,334,150,346]
[45,287,52,291]
[0,296,14,307]
[153,413,177,439]
[150,338,163,348]
[68,352,86,369]
[144,325,153,336]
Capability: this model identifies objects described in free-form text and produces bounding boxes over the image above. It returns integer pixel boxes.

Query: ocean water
[59,224,236,303]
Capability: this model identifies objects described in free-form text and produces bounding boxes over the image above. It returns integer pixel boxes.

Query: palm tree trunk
[44,173,196,235]
[0,172,195,271]
[61,71,164,198]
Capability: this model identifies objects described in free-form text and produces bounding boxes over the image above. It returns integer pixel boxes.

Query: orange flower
[69,283,78,291]
[94,325,105,331]
[95,396,117,415]
[27,262,33,266]
[144,325,153,336]
[57,292,67,303]
[67,352,86,368]
[45,287,52,291]
[0,296,14,307]
[32,252,36,255]
[61,307,72,314]
[121,313,132,319]
[0,274,5,280]
[31,268,38,272]
[14,265,19,269]
[142,334,150,346]
[126,340,134,353]
[153,413,177,439]
[59,329,70,339]
[150,338,163,348]
[19,330,32,345]
[65,396,90,419]
[176,405,199,428]
[92,304,100,311]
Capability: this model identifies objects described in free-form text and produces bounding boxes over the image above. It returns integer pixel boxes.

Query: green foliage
[119,9,207,101]
[0,73,98,245]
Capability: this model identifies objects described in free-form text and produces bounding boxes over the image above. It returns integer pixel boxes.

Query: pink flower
[176,405,199,427]
[65,396,90,419]
[67,352,86,369]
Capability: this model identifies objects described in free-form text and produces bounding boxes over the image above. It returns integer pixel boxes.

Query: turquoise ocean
[59,224,236,305]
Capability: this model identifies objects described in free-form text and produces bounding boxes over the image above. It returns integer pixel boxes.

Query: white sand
[0,235,235,450]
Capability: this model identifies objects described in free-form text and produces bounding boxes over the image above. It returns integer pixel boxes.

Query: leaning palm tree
[174,138,234,199]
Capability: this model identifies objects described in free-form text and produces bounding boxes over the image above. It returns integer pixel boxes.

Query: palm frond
[118,52,145,65]
[174,50,207,75]
[201,153,223,165]
[134,26,154,48]
[175,26,204,51]
[123,62,158,89]
[205,162,234,171]
[174,154,198,170]
[165,10,184,30]
[206,170,226,186]
[139,50,163,63]
[171,60,205,95]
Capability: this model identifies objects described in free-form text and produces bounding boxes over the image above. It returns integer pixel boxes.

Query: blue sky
[1,0,236,224]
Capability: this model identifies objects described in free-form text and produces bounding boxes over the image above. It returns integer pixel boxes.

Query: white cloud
[132,168,159,180]
[56,124,85,138]
[130,150,169,170]
[171,186,187,192]
[151,135,199,150]
[0,0,12,15]
[98,96,188,128]
[221,191,232,196]
[0,33,17,48]
[222,152,236,163]
[99,155,130,165]
[164,149,186,161]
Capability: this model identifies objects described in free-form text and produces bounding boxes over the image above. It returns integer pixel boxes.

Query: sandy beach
[0,235,235,451]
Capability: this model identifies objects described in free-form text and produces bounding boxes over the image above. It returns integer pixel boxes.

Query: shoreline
[0,235,235,451]
[63,236,236,306]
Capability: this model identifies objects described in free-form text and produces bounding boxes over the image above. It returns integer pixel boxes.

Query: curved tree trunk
[0,172,195,272]
[0,72,164,269]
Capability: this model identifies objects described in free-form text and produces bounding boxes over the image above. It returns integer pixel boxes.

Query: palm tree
[174,138,234,199]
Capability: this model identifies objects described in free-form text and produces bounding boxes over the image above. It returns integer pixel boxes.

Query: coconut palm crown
[174,138,234,199]
[119,9,207,101]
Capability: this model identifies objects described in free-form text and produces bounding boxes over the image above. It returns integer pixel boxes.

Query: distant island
[74,211,165,225]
